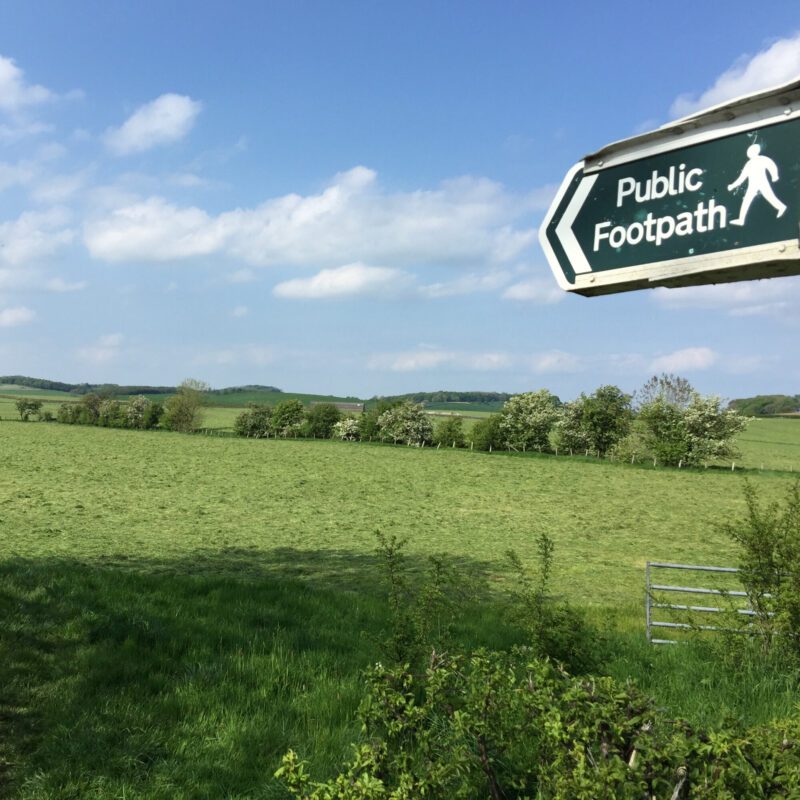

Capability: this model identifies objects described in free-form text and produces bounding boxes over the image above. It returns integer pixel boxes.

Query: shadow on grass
[0,548,517,800]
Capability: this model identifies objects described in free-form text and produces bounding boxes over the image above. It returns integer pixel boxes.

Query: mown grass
[2,421,800,797]
[5,422,791,604]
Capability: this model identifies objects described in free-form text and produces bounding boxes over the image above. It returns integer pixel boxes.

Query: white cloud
[671,34,800,118]
[193,344,275,367]
[0,208,75,266]
[84,167,539,272]
[0,159,37,191]
[529,350,583,373]
[502,277,564,304]
[0,306,35,327]
[31,171,89,204]
[419,270,511,298]
[168,172,209,188]
[0,55,54,115]
[274,263,413,300]
[650,347,717,373]
[45,277,87,292]
[76,333,123,364]
[367,348,512,372]
[653,277,800,317]
[227,268,257,284]
[105,93,202,155]
[0,120,52,142]
[231,305,249,318]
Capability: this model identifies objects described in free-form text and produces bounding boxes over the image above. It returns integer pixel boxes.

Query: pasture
[1,419,799,797]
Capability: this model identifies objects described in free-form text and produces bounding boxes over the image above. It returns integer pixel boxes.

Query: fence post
[645,561,651,643]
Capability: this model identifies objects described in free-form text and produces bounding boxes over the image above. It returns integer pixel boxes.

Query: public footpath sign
[541,80,800,296]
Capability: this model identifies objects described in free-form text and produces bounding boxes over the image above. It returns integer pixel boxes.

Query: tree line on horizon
[12,373,746,470]
[3,374,798,416]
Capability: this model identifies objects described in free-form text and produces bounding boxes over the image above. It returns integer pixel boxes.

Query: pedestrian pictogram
[728,143,786,225]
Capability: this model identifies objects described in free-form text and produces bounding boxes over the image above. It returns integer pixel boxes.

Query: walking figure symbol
[727,143,787,226]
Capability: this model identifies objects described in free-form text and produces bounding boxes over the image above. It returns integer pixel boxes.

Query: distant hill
[0,376,176,396]
[0,376,367,409]
[729,394,800,416]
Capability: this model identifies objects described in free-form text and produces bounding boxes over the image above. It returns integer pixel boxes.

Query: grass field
[2,420,799,797]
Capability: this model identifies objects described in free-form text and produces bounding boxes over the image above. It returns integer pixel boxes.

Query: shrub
[143,401,164,429]
[57,403,78,424]
[14,398,42,421]
[374,531,465,667]
[359,401,401,441]
[722,480,800,657]
[639,393,747,466]
[377,401,433,446]
[553,398,590,454]
[125,395,153,429]
[163,379,207,433]
[234,404,273,437]
[499,390,560,452]
[278,648,800,799]
[76,393,102,425]
[271,399,305,437]
[333,416,360,441]
[506,534,599,674]
[304,403,342,438]
[432,415,466,448]
[98,399,125,427]
[581,385,632,457]
[471,413,504,451]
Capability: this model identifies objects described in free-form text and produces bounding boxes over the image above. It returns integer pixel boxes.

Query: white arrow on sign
[553,172,596,275]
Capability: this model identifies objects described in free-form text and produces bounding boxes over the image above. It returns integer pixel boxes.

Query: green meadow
[2,418,800,797]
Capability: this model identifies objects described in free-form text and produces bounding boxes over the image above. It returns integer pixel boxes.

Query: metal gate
[645,561,768,645]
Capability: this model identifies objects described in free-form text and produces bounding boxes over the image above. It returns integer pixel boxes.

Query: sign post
[541,79,800,296]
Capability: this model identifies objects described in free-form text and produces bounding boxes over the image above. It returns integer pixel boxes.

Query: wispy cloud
[227,268,257,284]
[231,305,249,318]
[274,263,413,300]
[502,277,564,304]
[0,208,75,266]
[76,333,124,364]
[671,34,800,118]
[529,350,583,373]
[367,348,512,373]
[419,271,511,299]
[0,55,55,115]
[0,305,35,327]
[193,344,275,367]
[653,278,800,318]
[105,93,202,155]
[650,347,717,373]
[45,277,87,292]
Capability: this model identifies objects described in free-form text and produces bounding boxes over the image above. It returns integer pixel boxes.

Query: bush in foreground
[277,648,800,799]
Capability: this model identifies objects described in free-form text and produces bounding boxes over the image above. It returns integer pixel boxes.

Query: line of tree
[0,375,177,395]
[729,394,800,416]
[15,372,749,469]
[52,379,209,432]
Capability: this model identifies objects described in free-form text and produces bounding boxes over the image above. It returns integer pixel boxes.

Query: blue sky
[1,1,799,399]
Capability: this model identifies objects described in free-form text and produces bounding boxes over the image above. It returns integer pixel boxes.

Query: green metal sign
[541,81,800,296]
